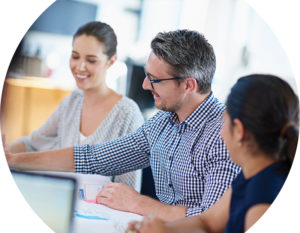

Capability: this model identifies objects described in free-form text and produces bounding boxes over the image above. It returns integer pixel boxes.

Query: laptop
[11,169,77,233]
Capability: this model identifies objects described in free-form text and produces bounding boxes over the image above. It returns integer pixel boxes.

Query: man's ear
[233,118,245,143]
[185,77,198,93]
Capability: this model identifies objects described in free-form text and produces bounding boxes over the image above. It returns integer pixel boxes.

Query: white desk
[73,200,142,233]
[30,171,143,233]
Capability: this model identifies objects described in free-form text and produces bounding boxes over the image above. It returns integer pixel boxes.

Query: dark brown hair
[226,74,299,167]
[73,21,117,59]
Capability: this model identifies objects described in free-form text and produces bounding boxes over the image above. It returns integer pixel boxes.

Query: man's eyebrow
[144,67,159,79]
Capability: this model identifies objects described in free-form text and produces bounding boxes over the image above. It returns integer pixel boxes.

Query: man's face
[143,52,186,112]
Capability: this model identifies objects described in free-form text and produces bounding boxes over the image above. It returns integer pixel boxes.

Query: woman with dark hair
[126,74,299,233]
[6,21,144,190]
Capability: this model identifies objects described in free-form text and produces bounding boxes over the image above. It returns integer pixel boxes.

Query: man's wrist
[132,194,147,215]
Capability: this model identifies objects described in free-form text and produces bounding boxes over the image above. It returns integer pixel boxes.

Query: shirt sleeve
[186,137,241,216]
[74,124,151,175]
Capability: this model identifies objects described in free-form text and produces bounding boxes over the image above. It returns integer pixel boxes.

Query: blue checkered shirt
[74,92,240,216]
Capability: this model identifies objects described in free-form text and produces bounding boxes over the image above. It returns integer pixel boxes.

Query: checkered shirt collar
[168,92,216,131]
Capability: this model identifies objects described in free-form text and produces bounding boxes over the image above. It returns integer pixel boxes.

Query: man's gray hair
[151,29,216,94]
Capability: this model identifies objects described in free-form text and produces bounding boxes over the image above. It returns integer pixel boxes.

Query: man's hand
[96,182,141,213]
[96,182,188,221]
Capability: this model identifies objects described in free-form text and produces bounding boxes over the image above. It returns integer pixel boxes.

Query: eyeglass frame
[144,70,186,89]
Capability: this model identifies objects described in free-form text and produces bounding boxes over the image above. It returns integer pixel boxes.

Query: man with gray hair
[6,29,240,221]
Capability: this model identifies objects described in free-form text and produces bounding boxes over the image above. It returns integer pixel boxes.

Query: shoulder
[114,96,144,119]
[246,163,288,204]
[200,97,226,150]
[206,96,226,127]
[118,96,142,112]
[60,89,83,107]
[147,110,170,123]
[109,96,144,127]
[231,171,245,187]
[141,110,170,131]
[55,89,83,117]
[195,94,226,141]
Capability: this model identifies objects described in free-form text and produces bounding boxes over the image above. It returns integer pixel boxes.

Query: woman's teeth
[77,74,88,79]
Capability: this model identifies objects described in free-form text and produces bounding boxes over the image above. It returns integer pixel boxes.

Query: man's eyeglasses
[144,71,185,89]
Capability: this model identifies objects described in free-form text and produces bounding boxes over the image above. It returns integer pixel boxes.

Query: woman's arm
[244,203,270,231]
[5,147,75,172]
[167,187,232,233]
[7,138,26,153]
[126,187,233,233]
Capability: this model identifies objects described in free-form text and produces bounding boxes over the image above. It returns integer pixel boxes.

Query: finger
[103,182,115,189]
[126,230,137,233]
[96,195,109,204]
[96,188,104,197]
[126,221,142,233]
[135,222,142,230]
[96,187,113,198]
[128,221,139,227]
[126,221,139,233]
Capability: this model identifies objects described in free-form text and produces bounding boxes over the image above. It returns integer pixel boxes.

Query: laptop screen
[11,170,77,233]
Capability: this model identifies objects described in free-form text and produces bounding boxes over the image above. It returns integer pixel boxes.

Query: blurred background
[1,0,297,142]
[1,0,297,203]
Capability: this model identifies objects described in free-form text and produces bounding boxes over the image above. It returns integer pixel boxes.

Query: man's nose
[142,76,153,90]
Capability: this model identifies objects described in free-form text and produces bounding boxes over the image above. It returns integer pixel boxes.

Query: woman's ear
[107,54,117,68]
[233,118,245,143]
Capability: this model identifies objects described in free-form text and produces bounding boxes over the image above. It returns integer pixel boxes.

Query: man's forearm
[134,195,188,222]
[7,147,75,172]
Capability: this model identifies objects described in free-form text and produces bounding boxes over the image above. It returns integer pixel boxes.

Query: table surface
[30,170,143,233]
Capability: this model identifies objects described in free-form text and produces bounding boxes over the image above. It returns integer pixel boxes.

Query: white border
[0,0,299,232]
[0,1,55,232]
[245,0,300,232]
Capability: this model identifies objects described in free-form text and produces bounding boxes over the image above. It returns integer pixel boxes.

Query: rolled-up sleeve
[74,126,151,176]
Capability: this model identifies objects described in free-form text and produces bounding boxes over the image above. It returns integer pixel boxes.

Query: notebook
[11,170,77,233]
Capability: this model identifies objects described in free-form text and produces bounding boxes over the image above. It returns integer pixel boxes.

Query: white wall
[18,0,297,100]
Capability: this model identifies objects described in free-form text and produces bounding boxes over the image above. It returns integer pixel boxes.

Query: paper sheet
[73,200,143,233]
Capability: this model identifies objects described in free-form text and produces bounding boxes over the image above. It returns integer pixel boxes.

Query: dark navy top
[225,161,289,233]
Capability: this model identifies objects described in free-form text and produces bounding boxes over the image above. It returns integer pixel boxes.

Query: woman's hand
[126,215,168,233]
[2,134,17,168]
[2,134,9,154]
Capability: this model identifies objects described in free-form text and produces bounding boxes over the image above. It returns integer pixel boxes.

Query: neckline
[77,92,124,140]
[242,161,280,181]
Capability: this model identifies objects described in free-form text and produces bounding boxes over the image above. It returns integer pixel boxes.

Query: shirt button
[169,156,172,161]
[169,183,173,188]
